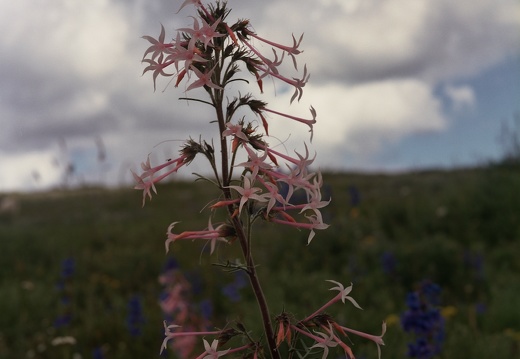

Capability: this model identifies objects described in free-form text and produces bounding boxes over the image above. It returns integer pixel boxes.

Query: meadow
[1,165,519,359]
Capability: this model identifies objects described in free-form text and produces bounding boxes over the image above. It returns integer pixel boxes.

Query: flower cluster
[134,1,383,358]
[279,281,386,359]
[141,2,310,103]
[137,0,325,243]
[160,279,386,359]
[159,257,214,358]
[401,281,445,359]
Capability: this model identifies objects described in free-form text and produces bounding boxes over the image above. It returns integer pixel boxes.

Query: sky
[1,0,519,192]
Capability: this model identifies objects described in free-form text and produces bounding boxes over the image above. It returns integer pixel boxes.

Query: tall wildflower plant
[135,1,385,358]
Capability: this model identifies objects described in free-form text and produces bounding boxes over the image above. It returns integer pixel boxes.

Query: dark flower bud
[218,328,240,346]
[181,139,204,164]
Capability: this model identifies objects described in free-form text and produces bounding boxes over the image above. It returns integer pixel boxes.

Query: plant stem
[213,86,280,359]
[231,215,280,359]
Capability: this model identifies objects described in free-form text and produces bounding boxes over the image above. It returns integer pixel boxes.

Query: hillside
[1,167,519,358]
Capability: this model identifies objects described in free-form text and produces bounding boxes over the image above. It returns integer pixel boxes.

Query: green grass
[1,166,519,358]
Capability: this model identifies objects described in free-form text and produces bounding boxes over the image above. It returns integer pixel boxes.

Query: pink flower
[269,213,328,244]
[165,221,231,253]
[304,215,330,244]
[256,176,287,215]
[262,106,316,138]
[201,339,230,359]
[238,35,284,77]
[206,218,225,254]
[228,175,269,214]
[304,281,361,322]
[160,322,181,354]
[340,322,387,359]
[292,143,317,172]
[299,186,330,223]
[186,64,222,91]
[132,155,188,206]
[320,324,356,359]
[131,169,156,207]
[178,16,225,48]
[258,142,315,174]
[291,324,337,359]
[273,64,310,104]
[142,24,173,60]
[243,29,304,69]
[176,0,203,14]
[326,280,362,308]
[268,166,314,204]
[247,59,310,103]
[195,342,254,359]
[309,323,338,359]
[142,54,175,91]
[236,29,309,103]
[160,322,223,355]
[222,122,249,142]
[168,34,209,75]
[235,145,273,180]
[275,186,329,225]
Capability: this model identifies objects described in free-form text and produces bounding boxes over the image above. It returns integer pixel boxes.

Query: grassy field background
[1,166,519,359]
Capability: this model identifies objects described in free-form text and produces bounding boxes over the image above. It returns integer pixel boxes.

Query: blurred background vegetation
[1,155,520,358]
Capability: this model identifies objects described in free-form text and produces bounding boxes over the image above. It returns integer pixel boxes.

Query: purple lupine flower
[92,346,105,359]
[53,313,72,329]
[222,271,248,302]
[199,299,213,321]
[126,295,146,337]
[420,281,441,306]
[60,257,75,279]
[163,257,180,271]
[348,185,361,207]
[380,251,397,276]
[475,302,487,315]
[401,281,445,359]
[54,257,75,329]
[463,250,485,281]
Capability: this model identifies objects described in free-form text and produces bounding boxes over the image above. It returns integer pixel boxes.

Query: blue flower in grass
[222,270,248,302]
[127,295,146,337]
[348,185,361,207]
[92,346,105,359]
[380,251,397,276]
[401,281,445,359]
[54,257,75,329]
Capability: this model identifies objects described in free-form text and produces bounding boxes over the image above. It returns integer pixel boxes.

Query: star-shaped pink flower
[228,176,268,214]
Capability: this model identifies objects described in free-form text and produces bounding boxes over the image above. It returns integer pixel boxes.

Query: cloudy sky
[1,0,519,192]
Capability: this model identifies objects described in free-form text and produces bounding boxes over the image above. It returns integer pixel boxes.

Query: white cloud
[61,90,110,120]
[444,85,476,112]
[322,0,428,62]
[266,79,445,156]
[255,0,520,84]
[0,0,129,79]
[0,151,61,192]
